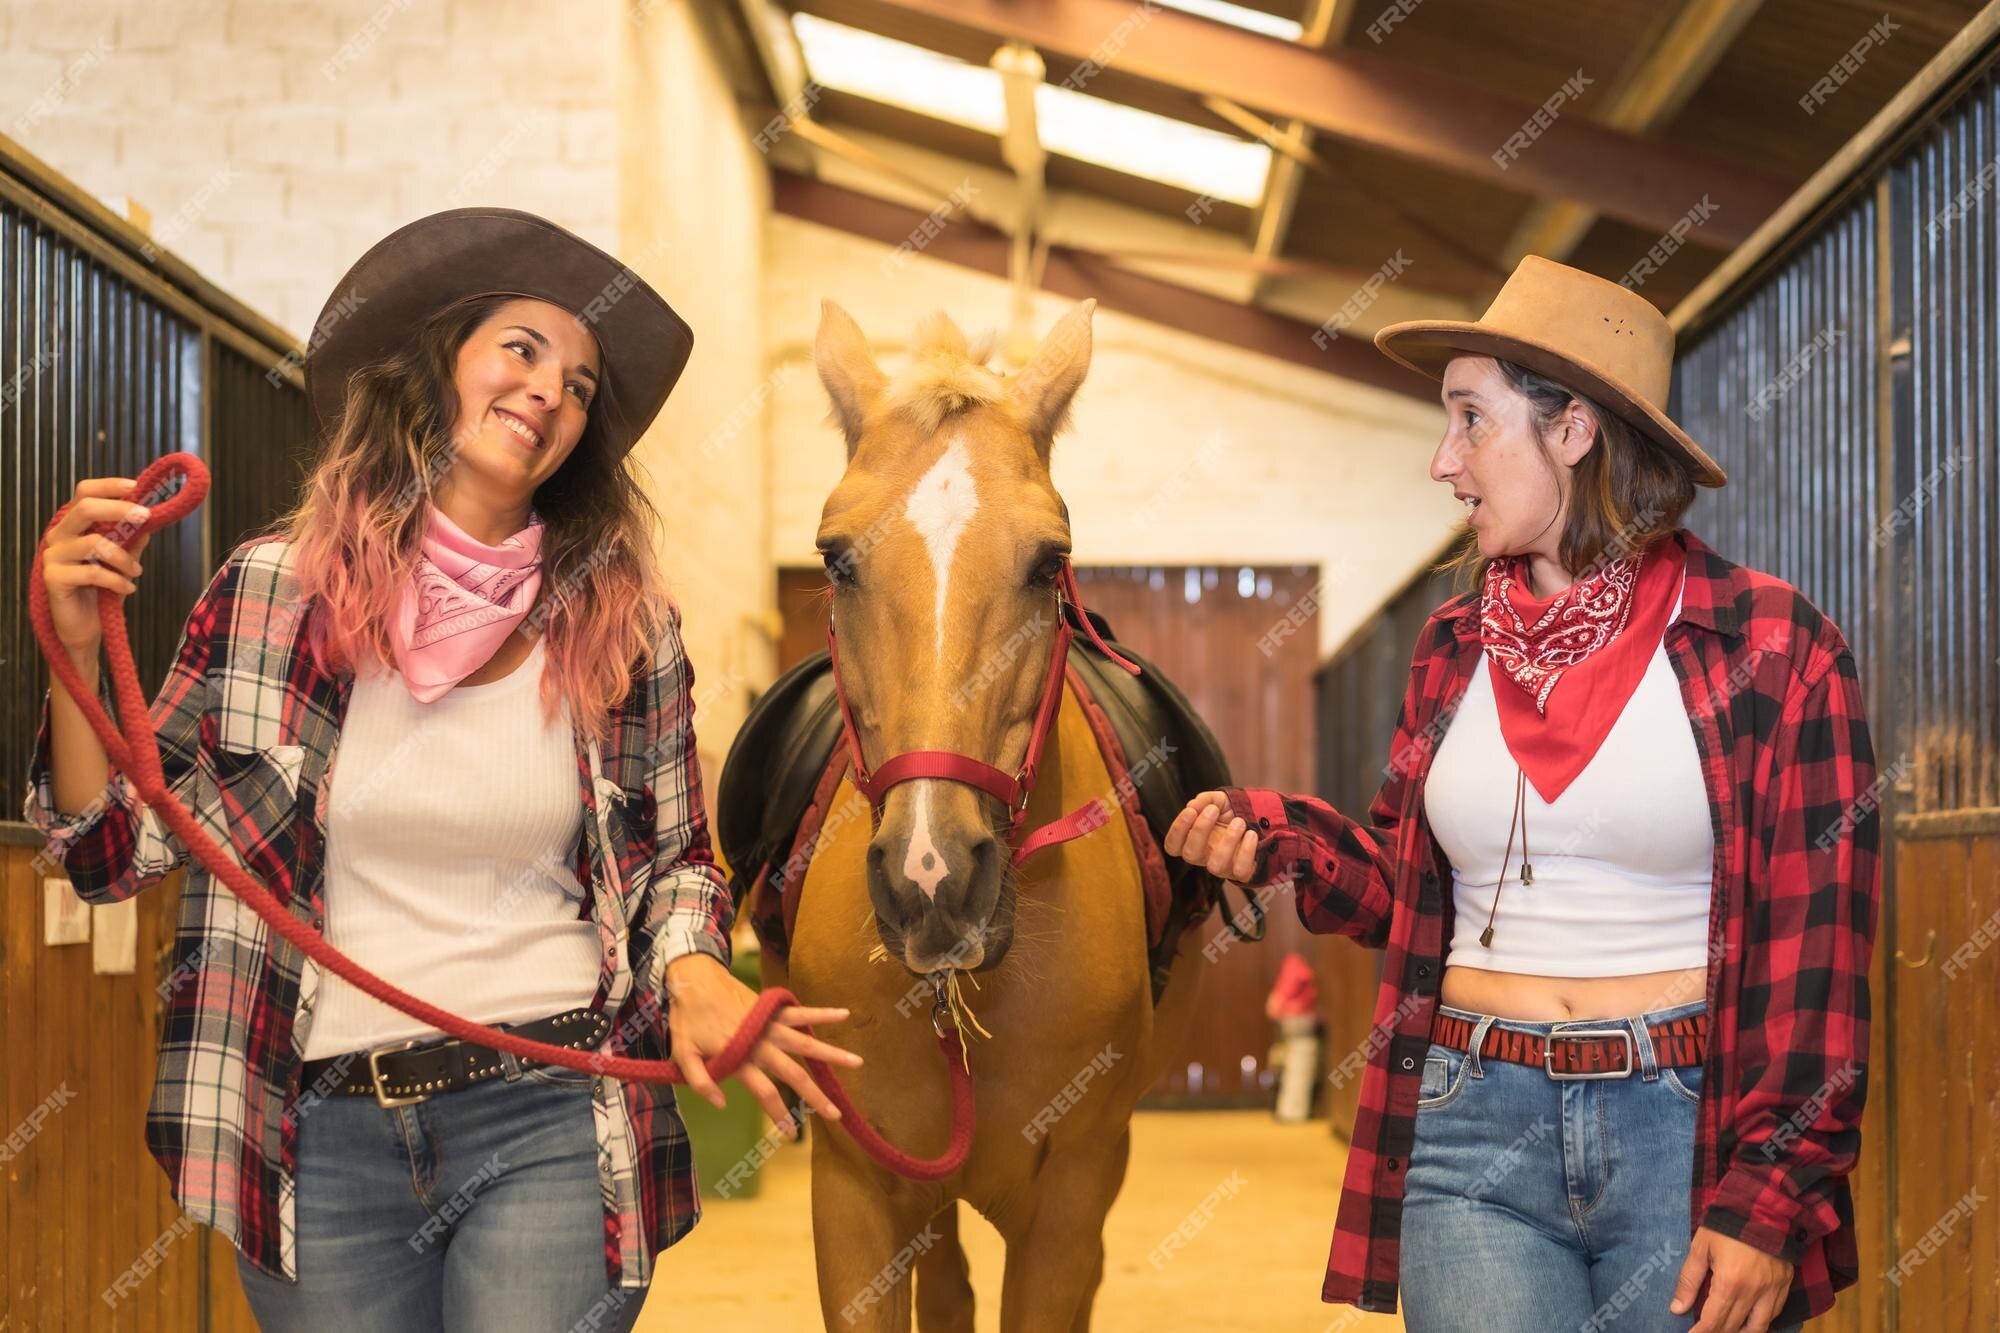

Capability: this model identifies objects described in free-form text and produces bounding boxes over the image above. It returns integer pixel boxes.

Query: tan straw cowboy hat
[1374,255,1726,487]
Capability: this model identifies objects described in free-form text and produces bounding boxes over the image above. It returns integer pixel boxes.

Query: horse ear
[815,300,886,457]
[1008,299,1095,454]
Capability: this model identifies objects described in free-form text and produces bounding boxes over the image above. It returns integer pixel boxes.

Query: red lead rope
[28,452,972,1181]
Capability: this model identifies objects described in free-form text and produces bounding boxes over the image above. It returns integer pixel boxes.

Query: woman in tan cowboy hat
[1165,256,1879,1333]
[30,208,860,1328]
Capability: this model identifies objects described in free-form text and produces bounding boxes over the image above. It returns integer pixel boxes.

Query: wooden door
[0,849,258,1329]
[1881,829,2000,1331]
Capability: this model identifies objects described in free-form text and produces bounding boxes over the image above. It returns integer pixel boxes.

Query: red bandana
[1478,537,1686,802]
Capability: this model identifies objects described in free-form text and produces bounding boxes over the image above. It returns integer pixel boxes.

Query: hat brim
[303,209,691,459]
[1373,321,1726,488]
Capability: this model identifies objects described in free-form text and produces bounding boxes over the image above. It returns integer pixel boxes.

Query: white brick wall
[0,0,622,345]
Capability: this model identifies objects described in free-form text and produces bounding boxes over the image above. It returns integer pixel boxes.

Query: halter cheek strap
[827,558,1139,866]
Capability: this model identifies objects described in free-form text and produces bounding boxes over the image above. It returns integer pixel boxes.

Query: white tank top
[300,637,603,1059]
[1423,624,1714,978]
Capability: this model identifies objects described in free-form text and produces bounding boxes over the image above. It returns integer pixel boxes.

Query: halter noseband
[826,559,1140,866]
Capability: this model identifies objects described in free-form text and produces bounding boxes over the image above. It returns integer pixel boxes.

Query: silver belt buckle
[367,1038,430,1108]
[1543,1028,1636,1081]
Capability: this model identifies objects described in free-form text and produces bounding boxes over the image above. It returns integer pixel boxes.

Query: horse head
[812,298,1096,976]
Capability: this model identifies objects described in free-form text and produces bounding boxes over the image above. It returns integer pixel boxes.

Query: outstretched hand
[663,954,861,1136]
[1163,790,1259,883]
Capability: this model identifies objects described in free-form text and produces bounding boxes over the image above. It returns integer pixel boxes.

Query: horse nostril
[967,836,1003,895]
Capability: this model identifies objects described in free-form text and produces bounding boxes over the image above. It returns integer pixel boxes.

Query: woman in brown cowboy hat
[30,208,859,1328]
[1166,256,1878,1333]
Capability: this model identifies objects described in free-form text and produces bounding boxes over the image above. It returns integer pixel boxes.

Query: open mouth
[494,408,544,450]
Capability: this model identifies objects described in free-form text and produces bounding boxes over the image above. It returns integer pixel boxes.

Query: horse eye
[1029,553,1065,587]
[821,548,856,587]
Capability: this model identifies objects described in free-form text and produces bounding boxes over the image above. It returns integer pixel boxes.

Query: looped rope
[28,452,973,1181]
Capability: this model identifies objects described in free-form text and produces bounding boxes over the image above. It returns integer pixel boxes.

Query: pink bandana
[388,505,546,702]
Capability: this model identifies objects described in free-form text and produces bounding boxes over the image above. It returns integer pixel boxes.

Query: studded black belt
[297,1008,614,1108]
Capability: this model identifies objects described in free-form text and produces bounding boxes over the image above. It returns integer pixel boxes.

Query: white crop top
[1423,622,1715,977]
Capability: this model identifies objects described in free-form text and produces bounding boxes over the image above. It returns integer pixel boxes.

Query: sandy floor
[633,1109,1405,1332]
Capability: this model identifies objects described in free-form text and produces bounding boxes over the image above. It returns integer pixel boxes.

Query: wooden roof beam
[795,0,1791,244]
[770,167,1435,398]
[1240,0,1343,304]
[1501,0,1768,269]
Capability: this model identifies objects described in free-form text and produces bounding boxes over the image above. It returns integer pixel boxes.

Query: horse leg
[811,1145,930,1333]
[913,1200,976,1333]
[996,1128,1131,1333]
[1064,1234,1106,1333]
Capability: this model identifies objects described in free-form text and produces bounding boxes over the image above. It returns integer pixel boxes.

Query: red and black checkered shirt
[1223,529,1879,1325]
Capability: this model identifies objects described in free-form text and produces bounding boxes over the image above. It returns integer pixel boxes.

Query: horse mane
[883,312,1007,436]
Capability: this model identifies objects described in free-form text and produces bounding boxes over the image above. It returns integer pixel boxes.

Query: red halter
[826,560,1140,867]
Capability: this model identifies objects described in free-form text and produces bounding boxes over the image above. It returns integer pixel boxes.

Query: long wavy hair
[270,293,673,749]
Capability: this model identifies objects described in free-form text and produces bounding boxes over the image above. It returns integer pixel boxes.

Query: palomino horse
[766,300,1209,1331]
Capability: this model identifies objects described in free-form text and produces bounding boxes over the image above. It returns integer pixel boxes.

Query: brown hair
[1441,358,1695,587]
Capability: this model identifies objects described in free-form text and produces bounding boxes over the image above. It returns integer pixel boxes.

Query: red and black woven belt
[1429,1009,1707,1080]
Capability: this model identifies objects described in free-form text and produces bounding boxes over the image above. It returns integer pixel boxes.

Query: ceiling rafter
[791,0,1791,243]
[1499,0,1769,269]
[771,167,1436,396]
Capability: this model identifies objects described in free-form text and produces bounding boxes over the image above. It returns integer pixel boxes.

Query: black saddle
[717,606,1261,1001]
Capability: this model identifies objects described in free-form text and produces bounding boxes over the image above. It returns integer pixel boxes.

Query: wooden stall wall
[1,140,302,1330]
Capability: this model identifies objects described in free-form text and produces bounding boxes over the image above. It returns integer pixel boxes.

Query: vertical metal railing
[1894,69,2000,817]
[0,139,306,837]
[1671,194,1884,699]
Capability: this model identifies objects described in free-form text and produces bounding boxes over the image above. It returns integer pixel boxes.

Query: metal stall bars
[0,133,310,836]
[1668,13,2000,1332]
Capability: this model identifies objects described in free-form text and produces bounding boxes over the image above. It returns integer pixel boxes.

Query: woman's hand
[1163,791,1258,883]
[40,477,155,657]
[1671,1226,1794,1332]
[663,954,862,1135]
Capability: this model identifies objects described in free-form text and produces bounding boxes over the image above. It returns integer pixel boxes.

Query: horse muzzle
[864,821,1012,974]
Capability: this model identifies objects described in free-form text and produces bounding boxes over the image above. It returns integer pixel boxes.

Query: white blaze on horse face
[903,434,979,662]
[903,782,950,899]
[899,436,977,901]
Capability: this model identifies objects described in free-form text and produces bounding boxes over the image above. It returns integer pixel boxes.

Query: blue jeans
[236,1062,645,1332]
[1400,1000,1797,1333]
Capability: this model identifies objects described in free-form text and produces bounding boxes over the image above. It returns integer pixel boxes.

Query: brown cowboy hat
[302,207,691,458]
[1374,255,1726,487]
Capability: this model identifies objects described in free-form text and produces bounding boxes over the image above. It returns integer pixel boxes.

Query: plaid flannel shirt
[21,536,734,1289]
[1223,530,1879,1325]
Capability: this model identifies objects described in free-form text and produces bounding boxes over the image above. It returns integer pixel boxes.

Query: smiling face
[1430,354,1598,564]
[440,296,602,503]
